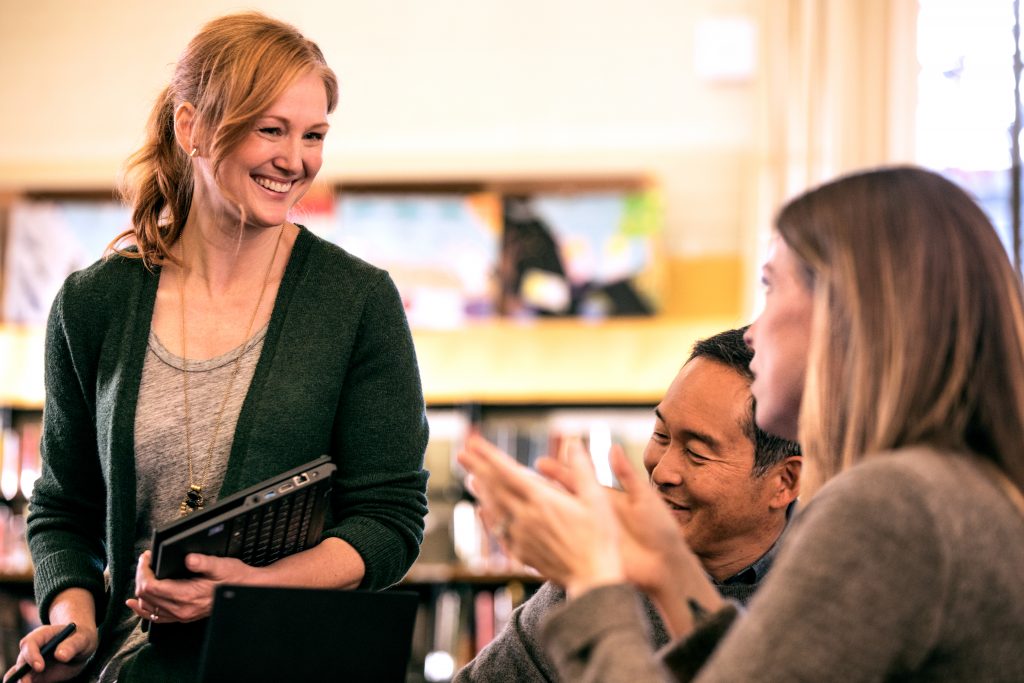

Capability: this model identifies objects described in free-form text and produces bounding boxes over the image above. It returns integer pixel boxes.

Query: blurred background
[0,0,1020,679]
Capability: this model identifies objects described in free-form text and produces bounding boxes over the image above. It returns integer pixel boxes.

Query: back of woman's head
[778,166,1024,489]
[114,12,339,266]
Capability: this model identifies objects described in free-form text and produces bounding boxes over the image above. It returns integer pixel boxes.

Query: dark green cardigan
[27,226,429,675]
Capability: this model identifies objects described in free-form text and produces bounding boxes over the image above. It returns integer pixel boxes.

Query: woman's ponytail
[111,86,193,267]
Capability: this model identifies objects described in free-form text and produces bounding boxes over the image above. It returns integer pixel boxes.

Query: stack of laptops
[145,456,419,680]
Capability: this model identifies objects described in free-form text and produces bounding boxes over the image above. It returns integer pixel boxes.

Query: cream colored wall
[0,1,759,173]
[0,0,761,298]
[0,0,917,320]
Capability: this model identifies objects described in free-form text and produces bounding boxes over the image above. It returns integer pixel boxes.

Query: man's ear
[173,102,198,155]
[768,456,802,509]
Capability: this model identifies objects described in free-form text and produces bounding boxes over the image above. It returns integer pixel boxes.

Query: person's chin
[241,205,292,230]
[755,406,799,443]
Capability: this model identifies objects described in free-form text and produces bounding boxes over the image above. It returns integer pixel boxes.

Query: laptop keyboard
[226,484,316,566]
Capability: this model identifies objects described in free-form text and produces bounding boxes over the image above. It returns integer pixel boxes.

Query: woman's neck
[178,214,288,298]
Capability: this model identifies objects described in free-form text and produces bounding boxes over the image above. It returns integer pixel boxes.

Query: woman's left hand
[126,550,257,623]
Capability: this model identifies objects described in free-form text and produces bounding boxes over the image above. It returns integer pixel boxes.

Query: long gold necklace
[177,225,285,516]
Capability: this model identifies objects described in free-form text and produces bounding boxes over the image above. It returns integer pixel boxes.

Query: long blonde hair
[778,166,1024,492]
[112,12,339,267]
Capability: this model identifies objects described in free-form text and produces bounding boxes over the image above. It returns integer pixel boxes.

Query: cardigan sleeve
[26,282,109,623]
[323,270,429,589]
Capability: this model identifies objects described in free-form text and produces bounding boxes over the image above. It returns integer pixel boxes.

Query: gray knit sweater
[26,226,429,679]
[543,448,1024,682]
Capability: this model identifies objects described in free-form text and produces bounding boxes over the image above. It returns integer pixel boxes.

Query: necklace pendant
[179,484,204,516]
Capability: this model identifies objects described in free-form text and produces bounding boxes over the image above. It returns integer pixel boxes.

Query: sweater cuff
[658,601,741,679]
[32,549,106,624]
[328,516,412,590]
[540,583,649,664]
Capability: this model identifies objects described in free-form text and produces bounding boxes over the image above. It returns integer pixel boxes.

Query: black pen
[6,622,76,683]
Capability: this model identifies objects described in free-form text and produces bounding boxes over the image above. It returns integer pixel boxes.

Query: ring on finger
[492,516,512,539]
[151,606,160,621]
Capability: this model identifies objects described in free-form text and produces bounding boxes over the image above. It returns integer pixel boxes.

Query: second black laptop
[197,585,419,683]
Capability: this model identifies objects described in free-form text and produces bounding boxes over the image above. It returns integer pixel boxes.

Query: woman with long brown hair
[7,13,428,683]
[461,166,1024,680]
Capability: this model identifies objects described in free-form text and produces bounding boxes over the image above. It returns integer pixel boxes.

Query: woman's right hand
[3,621,97,683]
[458,435,627,597]
[606,447,724,635]
[541,445,725,636]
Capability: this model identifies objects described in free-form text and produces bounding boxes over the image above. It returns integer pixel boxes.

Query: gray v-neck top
[133,323,268,549]
[98,325,267,682]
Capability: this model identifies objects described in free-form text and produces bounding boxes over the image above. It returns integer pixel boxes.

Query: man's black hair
[687,327,802,475]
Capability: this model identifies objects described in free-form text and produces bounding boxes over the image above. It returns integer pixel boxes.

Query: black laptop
[150,456,336,581]
[196,585,419,683]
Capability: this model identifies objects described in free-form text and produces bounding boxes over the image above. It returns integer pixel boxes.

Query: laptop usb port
[278,482,294,494]
[263,490,277,500]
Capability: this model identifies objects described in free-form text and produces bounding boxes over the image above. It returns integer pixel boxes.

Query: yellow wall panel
[661,255,745,320]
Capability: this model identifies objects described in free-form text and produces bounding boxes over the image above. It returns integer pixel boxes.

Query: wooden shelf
[414,316,741,405]
[0,570,32,585]
[402,563,542,585]
[0,324,45,409]
[0,317,741,410]
[3,564,538,588]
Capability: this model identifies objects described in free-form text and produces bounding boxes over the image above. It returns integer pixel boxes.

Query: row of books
[418,407,654,573]
[424,406,655,490]
[0,413,41,577]
[407,406,658,680]
[406,582,537,683]
[0,591,39,673]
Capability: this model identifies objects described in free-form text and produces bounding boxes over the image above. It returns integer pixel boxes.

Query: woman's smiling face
[192,70,330,231]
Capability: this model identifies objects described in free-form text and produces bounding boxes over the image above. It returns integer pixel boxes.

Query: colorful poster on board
[499,190,661,318]
[331,193,502,329]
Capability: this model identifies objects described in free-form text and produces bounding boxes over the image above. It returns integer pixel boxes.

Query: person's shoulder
[806,447,984,539]
[57,250,150,309]
[497,581,567,632]
[524,581,567,611]
[296,226,388,281]
[290,226,403,318]
[773,450,955,578]
[825,447,977,499]
[47,252,151,347]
